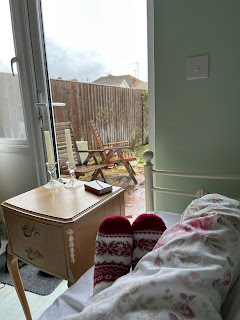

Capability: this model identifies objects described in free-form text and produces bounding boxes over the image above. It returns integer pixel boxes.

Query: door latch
[11,57,18,77]
[35,103,48,108]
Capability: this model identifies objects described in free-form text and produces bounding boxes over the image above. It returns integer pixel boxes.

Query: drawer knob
[25,247,43,261]
[22,225,40,238]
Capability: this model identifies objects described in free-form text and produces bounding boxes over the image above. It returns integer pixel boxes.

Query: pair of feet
[93,214,166,295]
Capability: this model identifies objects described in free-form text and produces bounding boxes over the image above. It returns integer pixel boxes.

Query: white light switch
[187,55,209,80]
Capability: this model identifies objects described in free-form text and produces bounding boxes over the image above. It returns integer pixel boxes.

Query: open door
[0,0,56,227]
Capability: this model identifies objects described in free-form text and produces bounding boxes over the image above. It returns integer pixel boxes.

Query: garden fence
[51,79,148,149]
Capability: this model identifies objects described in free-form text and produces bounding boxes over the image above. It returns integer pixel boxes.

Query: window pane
[0,1,26,139]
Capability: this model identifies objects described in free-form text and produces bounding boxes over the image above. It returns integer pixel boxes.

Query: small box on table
[84,180,112,195]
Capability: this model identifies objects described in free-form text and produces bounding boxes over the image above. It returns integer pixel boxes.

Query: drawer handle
[22,225,40,238]
[25,247,43,261]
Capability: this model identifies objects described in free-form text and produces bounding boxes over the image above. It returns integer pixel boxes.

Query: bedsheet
[39,267,94,320]
[58,194,240,320]
[39,197,240,320]
[39,268,240,320]
[39,211,181,320]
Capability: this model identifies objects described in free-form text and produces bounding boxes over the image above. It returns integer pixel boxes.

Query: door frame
[147,0,156,209]
[147,0,155,157]
[26,0,58,170]
[8,0,59,185]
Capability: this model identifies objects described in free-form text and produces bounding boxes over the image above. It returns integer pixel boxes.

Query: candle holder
[44,162,64,189]
[64,162,83,189]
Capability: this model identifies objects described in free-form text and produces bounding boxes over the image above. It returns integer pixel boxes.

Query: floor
[0,164,145,319]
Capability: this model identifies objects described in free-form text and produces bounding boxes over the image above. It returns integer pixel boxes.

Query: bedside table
[1,185,125,320]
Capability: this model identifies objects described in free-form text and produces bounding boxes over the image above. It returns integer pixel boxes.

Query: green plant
[129,127,141,151]
[135,144,149,164]
[141,91,149,145]
[124,144,149,164]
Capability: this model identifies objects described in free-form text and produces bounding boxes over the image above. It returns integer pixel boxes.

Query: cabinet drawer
[11,237,67,277]
[6,211,63,253]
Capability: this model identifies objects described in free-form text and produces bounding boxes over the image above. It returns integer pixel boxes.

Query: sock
[131,214,166,269]
[93,215,133,295]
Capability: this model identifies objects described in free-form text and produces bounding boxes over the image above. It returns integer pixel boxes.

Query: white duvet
[59,194,240,320]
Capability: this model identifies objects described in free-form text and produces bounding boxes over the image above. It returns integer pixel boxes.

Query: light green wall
[154,0,240,213]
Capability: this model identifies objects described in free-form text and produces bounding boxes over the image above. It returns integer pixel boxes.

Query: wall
[153,0,240,212]
[0,149,39,226]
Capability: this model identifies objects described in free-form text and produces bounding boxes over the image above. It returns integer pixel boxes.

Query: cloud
[45,38,106,82]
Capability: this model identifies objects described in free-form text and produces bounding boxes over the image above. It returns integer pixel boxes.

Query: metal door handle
[22,225,40,237]
[11,57,18,77]
[25,248,43,261]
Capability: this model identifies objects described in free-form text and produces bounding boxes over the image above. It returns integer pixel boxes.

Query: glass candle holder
[44,162,63,190]
[64,162,83,189]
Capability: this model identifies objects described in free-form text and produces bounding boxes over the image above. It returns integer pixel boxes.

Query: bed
[39,150,240,320]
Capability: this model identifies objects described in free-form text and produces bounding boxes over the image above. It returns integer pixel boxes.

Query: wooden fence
[51,79,148,150]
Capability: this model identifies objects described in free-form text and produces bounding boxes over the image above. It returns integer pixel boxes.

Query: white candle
[65,129,74,164]
[44,131,54,164]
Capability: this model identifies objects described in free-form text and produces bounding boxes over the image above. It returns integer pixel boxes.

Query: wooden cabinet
[6,211,63,251]
[1,185,125,320]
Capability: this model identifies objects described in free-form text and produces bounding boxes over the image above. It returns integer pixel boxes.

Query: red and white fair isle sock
[93,215,133,295]
[131,214,166,270]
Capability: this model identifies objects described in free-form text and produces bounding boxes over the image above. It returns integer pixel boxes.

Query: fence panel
[51,79,148,149]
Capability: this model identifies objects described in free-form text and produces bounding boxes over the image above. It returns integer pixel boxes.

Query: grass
[124,144,149,164]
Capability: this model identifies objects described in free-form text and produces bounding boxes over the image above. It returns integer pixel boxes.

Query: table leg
[7,252,32,320]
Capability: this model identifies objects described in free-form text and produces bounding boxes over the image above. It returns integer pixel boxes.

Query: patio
[77,162,146,222]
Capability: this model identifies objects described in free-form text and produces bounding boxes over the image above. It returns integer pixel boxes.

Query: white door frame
[147,0,155,157]
[147,0,156,209]
[26,0,58,167]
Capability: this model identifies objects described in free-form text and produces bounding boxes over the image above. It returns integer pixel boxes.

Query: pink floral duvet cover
[61,194,240,320]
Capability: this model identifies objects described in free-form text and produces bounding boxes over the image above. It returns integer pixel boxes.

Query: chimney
[131,78,137,86]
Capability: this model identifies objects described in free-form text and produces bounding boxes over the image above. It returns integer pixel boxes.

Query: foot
[93,216,133,295]
[131,214,166,269]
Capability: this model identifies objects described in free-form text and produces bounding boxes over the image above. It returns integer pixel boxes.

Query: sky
[0,0,148,83]
[0,2,15,74]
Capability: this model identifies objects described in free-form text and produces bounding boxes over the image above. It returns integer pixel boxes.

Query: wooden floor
[0,280,68,320]
[0,236,68,320]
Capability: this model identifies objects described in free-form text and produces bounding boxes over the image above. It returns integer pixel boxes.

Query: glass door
[0,0,55,225]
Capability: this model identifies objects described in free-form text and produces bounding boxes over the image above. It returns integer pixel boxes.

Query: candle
[65,129,74,164]
[44,131,54,164]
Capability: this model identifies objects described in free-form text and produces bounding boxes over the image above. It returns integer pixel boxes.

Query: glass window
[0,1,26,140]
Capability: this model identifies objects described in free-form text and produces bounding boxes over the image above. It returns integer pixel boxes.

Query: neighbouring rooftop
[93,74,148,90]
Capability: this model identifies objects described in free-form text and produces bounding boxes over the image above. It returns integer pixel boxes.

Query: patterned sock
[93,215,133,295]
[132,214,166,269]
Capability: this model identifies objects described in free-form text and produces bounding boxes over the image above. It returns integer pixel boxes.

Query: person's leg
[131,214,166,269]
[93,215,133,295]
